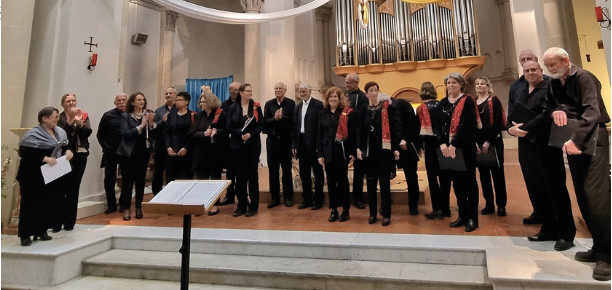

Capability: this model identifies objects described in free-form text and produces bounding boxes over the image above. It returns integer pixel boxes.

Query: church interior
[1,0,611,288]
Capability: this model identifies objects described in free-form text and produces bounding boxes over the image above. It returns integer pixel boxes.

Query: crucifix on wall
[84,36,98,52]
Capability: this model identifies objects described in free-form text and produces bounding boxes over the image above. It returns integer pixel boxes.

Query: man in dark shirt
[152,86,176,194]
[97,93,127,214]
[219,81,241,205]
[56,93,93,232]
[263,82,296,208]
[508,59,576,253]
[345,72,367,209]
[292,83,324,210]
[543,47,610,281]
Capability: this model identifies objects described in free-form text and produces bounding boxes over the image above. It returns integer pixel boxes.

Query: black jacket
[317,107,357,163]
[116,113,155,157]
[226,99,263,150]
[97,108,123,155]
[292,97,323,157]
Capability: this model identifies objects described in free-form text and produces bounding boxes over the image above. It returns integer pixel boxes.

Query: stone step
[35,276,280,290]
[82,249,492,290]
[76,200,105,219]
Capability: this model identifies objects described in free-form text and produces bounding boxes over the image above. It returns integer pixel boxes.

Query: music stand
[142,180,231,290]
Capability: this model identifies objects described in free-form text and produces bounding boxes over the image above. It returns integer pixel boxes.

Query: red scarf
[335,106,353,142]
[449,95,482,143]
[487,96,507,127]
[381,101,391,150]
[212,108,223,124]
[416,102,433,136]
[82,112,88,121]
[252,102,261,122]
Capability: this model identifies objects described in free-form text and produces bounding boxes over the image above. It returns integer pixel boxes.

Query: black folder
[548,119,597,156]
[476,147,499,168]
[436,148,467,171]
[508,102,536,124]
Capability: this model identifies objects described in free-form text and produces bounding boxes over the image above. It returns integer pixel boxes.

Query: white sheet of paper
[41,155,72,184]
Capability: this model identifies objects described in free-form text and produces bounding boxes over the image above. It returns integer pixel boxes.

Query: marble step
[82,249,492,290]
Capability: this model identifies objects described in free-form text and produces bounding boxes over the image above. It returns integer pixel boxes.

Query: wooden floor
[78,149,591,238]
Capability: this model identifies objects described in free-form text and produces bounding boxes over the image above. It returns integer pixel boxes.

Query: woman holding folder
[17,107,73,246]
[317,87,357,223]
[227,83,263,217]
[437,73,481,232]
[473,77,507,217]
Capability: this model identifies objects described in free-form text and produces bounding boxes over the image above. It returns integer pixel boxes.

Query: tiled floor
[78,149,591,238]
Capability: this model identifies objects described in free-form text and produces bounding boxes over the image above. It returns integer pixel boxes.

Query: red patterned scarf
[416,102,433,136]
[381,101,391,150]
[252,102,261,122]
[335,106,353,142]
[212,108,223,124]
[488,96,507,127]
[449,95,482,143]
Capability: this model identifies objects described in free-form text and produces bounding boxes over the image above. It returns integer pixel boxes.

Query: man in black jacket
[263,82,296,208]
[152,86,176,194]
[345,72,367,209]
[219,81,241,205]
[97,93,127,214]
[292,83,324,210]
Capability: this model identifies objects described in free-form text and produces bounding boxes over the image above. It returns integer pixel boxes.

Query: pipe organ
[333,0,485,102]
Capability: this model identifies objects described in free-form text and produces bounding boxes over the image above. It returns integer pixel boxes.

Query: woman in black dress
[190,91,228,215]
[437,73,481,232]
[17,107,73,246]
[165,91,193,181]
[117,92,156,221]
[416,82,451,220]
[317,87,356,222]
[227,83,263,217]
[473,77,507,217]
[358,81,395,226]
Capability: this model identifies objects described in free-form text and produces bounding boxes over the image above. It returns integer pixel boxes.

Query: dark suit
[263,97,295,203]
[293,97,324,206]
[390,98,421,210]
[347,89,368,204]
[220,98,238,201]
[97,107,123,211]
[152,104,174,194]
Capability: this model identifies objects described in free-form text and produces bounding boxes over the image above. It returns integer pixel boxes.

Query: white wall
[596,0,611,83]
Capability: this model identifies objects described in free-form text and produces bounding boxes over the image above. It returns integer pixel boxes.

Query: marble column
[161,10,178,105]
[541,0,568,49]
[242,0,264,104]
[497,0,518,81]
[316,5,334,92]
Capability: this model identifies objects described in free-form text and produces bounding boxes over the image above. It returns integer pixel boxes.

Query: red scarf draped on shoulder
[335,106,353,142]
[212,108,223,124]
[449,95,482,143]
[416,102,433,136]
[381,101,391,150]
[252,102,261,122]
[488,96,507,127]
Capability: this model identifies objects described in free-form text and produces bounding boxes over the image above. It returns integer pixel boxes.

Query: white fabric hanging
[150,0,331,24]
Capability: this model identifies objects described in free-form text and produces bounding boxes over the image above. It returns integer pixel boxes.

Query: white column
[242,0,264,104]
[161,10,178,105]
[497,0,518,81]
[316,5,334,93]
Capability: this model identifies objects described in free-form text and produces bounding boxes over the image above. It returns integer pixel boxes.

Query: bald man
[97,93,128,214]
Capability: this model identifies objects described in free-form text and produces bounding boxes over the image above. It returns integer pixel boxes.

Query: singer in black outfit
[164,92,193,182]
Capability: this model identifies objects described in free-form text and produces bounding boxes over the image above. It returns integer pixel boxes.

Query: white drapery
[150,0,331,24]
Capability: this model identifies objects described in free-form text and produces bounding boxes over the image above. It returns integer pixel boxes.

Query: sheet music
[241,116,253,133]
[41,156,72,184]
[148,180,230,207]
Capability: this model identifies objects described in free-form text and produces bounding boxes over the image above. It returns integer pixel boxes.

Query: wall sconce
[87,53,98,71]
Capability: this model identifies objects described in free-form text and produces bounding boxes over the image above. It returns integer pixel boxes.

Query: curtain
[185,75,233,112]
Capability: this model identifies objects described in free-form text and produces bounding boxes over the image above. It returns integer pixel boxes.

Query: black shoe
[523,212,540,224]
[424,210,443,220]
[497,207,507,217]
[480,206,495,215]
[135,208,143,219]
[328,210,339,222]
[554,239,575,251]
[34,232,52,241]
[527,232,558,242]
[339,210,350,222]
[575,249,596,262]
[409,208,419,215]
[355,201,365,209]
[381,218,390,226]
[593,261,611,281]
[464,219,478,232]
[298,202,312,209]
[207,208,219,216]
[449,217,465,228]
[245,209,258,217]
[311,203,322,210]
[104,207,117,214]
[20,237,32,246]
[232,209,246,217]
[285,200,294,207]
[267,200,280,208]
[219,197,235,206]
[64,226,74,231]
[368,216,377,224]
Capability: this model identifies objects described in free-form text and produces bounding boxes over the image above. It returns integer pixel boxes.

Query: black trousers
[518,138,575,240]
[166,155,191,182]
[365,150,393,218]
[51,152,88,230]
[325,160,350,210]
[19,179,56,238]
[233,145,260,212]
[152,145,166,194]
[120,148,150,210]
[298,135,324,205]
[266,138,293,202]
[224,159,237,202]
[102,153,120,210]
[352,159,365,203]
[477,140,507,208]
[424,143,450,214]
[567,127,610,262]
[398,151,420,210]
[440,151,479,223]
